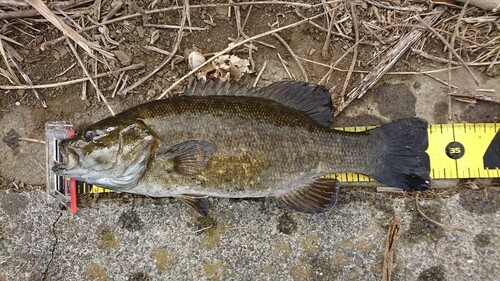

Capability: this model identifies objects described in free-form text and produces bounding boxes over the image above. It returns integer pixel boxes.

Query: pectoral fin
[275,178,340,214]
[157,140,216,176]
[179,195,209,217]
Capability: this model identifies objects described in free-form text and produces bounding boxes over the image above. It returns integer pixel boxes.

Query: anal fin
[275,178,340,214]
[179,195,209,217]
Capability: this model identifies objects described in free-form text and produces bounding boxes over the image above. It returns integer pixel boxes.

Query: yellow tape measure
[427,123,499,179]
[74,122,499,193]
[330,123,500,183]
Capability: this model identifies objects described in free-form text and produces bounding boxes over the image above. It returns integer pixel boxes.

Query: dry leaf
[195,54,251,81]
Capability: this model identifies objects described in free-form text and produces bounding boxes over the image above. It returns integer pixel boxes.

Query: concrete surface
[1,66,499,280]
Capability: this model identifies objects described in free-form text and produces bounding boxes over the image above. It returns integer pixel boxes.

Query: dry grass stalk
[411,49,500,66]
[366,0,425,12]
[143,23,206,31]
[0,64,143,90]
[340,2,359,100]
[423,72,459,89]
[119,0,189,95]
[111,71,126,98]
[321,0,337,59]
[272,33,308,81]
[381,215,401,281]
[18,137,45,144]
[294,9,353,41]
[66,39,115,115]
[449,89,500,103]
[277,53,295,80]
[0,0,29,6]
[335,6,446,116]
[297,55,469,75]
[414,13,480,86]
[0,39,21,85]
[143,46,185,60]
[8,52,47,107]
[253,61,267,87]
[448,0,470,89]
[102,0,124,21]
[0,0,94,20]
[25,0,112,59]
[318,38,364,85]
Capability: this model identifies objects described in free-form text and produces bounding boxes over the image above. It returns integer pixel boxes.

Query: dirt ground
[0,1,499,280]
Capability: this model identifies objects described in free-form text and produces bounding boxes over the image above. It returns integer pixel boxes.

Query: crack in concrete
[41,212,62,281]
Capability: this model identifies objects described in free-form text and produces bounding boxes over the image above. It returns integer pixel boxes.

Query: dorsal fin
[184,79,259,97]
[184,79,334,127]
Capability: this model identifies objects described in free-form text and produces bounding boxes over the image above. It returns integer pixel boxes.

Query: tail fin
[369,118,430,190]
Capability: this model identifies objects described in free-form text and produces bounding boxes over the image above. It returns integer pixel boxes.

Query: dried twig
[366,0,425,12]
[277,53,295,79]
[253,61,267,87]
[450,90,500,103]
[102,0,124,21]
[0,39,21,85]
[415,192,468,233]
[66,39,115,115]
[415,13,480,86]
[8,53,47,107]
[319,38,364,85]
[25,0,112,59]
[272,33,308,81]
[411,49,500,66]
[382,215,401,281]
[18,137,45,144]
[111,72,125,98]
[335,6,446,116]
[143,23,206,31]
[241,1,253,30]
[340,2,359,99]
[142,45,185,60]
[423,73,459,89]
[157,9,332,99]
[322,2,337,59]
[0,0,30,6]
[0,64,143,90]
[294,9,353,41]
[448,0,469,89]
[0,0,93,20]
[296,54,469,75]
[119,0,189,95]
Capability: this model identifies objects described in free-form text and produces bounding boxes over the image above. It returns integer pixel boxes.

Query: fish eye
[84,130,95,142]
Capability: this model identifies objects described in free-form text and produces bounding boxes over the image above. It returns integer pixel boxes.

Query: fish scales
[113,96,374,197]
[53,80,430,215]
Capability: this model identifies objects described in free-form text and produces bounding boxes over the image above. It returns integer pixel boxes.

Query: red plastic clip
[68,128,78,214]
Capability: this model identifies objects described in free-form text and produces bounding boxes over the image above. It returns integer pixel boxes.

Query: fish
[53,79,430,216]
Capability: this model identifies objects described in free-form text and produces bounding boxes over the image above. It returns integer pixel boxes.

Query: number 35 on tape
[427,123,499,179]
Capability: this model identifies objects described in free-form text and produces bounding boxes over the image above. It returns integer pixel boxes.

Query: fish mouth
[52,145,80,175]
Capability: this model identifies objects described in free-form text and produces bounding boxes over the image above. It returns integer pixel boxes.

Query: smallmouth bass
[53,80,430,216]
